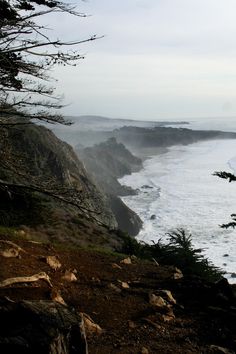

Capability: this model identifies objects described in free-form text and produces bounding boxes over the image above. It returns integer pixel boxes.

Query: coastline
[130,146,169,161]
[119,139,236,283]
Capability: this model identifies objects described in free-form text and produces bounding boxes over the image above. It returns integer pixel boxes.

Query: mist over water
[119,138,236,282]
[167,116,236,132]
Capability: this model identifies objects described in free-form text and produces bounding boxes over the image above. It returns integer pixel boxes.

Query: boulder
[0,299,88,353]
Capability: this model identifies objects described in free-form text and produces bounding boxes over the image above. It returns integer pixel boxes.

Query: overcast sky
[45,0,236,120]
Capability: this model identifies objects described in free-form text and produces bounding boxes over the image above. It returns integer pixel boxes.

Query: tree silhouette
[0,0,100,125]
[0,0,103,220]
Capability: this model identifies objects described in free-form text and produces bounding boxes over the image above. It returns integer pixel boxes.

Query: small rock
[120,257,132,265]
[209,345,234,353]
[150,214,156,220]
[46,256,62,271]
[173,267,183,279]
[149,294,168,309]
[141,185,153,189]
[131,255,138,261]
[0,248,19,258]
[128,320,136,329]
[223,254,229,257]
[51,290,67,306]
[109,283,121,293]
[118,281,130,289]
[62,270,77,282]
[141,347,149,354]
[91,277,101,284]
[157,290,176,305]
[161,311,175,322]
[112,263,122,270]
[231,273,236,278]
[81,313,102,336]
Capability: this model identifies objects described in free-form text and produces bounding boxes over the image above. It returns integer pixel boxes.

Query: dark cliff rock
[77,137,142,196]
[107,195,143,236]
[77,138,143,236]
[0,124,117,230]
[0,299,88,354]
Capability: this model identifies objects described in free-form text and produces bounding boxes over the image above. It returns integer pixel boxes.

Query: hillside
[0,124,119,238]
[1,122,236,353]
[0,232,236,353]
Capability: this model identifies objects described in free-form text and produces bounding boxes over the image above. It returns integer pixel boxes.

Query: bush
[117,228,224,282]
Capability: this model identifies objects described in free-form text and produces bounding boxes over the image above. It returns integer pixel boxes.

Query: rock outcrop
[0,124,117,230]
[108,195,142,236]
[0,299,88,354]
[77,137,142,196]
[77,138,143,236]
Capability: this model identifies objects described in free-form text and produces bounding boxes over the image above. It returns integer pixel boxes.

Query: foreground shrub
[117,228,224,282]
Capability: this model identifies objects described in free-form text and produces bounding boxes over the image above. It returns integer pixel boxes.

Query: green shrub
[117,228,224,282]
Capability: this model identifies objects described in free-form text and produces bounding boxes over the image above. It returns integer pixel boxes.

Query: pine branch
[213,171,236,182]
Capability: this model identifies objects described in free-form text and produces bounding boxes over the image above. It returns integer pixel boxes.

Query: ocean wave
[119,139,236,282]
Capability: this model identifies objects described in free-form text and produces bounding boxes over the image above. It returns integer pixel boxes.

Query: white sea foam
[119,139,236,282]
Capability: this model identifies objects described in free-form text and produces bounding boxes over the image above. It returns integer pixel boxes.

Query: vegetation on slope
[118,228,224,282]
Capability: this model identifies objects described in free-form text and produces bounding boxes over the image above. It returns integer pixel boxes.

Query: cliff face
[77,138,143,236]
[78,137,142,196]
[0,124,117,229]
[113,126,236,148]
[60,125,236,154]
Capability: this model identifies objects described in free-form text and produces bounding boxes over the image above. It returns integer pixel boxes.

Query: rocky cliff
[62,125,236,155]
[77,138,143,236]
[112,126,236,151]
[78,137,142,196]
[0,124,117,231]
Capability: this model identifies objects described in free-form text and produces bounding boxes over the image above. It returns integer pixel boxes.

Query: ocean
[119,117,236,282]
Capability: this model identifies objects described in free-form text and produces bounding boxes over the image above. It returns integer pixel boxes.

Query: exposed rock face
[78,137,142,196]
[108,195,142,236]
[0,299,88,354]
[0,124,117,229]
[77,138,143,236]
